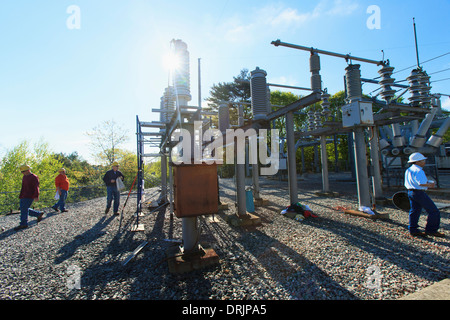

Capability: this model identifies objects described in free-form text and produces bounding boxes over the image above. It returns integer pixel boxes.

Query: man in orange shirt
[52,168,70,212]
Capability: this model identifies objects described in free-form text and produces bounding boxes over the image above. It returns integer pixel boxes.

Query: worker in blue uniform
[404,152,445,238]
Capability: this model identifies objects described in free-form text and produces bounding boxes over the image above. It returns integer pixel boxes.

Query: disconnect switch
[341,101,373,128]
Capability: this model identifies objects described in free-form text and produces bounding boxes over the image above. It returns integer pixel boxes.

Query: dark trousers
[20,198,41,226]
[407,190,440,233]
[54,189,68,211]
[106,186,121,213]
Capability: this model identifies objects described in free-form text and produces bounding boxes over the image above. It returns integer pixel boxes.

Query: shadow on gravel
[305,216,450,281]
[54,215,116,265]
[70,205,186,300]
[200,215,358,300]
[238,228,358,299]
[0,227,17,242]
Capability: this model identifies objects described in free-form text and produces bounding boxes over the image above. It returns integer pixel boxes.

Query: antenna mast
[413,17,421,68]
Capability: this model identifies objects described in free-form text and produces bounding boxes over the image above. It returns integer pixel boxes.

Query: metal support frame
[271,39,450,212]
[135,116,165,231]
[271,39,386,66]
[286,111,298,204]
[136,117,144,216]
[369,126,383,199]
[352,127,371,208]
[320,135,329,192]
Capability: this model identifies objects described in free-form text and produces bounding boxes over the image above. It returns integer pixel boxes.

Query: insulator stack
[315,110,322,128]
[407,69,422,106]
[419,71,432,107]
[163,86,176,120]
[308,110,315,130]
[171,39,191,106]
[321,92,331,120]
[250,67,269,120]
[310,52,322,92]
[377,65,396,102]
[345,64,362,102]
[218,104,230,132]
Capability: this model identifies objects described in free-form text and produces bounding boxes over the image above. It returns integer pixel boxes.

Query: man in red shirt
[52,168,70,213]
[15,165,44,231]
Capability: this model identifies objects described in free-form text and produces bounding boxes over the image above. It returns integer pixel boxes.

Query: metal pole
[198,58,202,108]
[301,147,305,173]
[168,154,174,218]
[267,82,313,92]
[136,116,143,215]
[181,124,200,253]
[235,150,247,217]
[182,217,198,252]
[252,161,261,200]
[320,135,329,192]
[271,40,385,66]
[413,18,420,68]
[353,127,371,207]
[159,152,168,204]
[286,111,298,204]
[334,133,339,172]
[232,103,247,216]
[369,127,382,199]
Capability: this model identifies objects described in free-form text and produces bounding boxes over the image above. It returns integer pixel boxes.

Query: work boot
[114,212,119,216]
[14,225,28,231]
[52,206,59,212]
[425,231,445,238]
[105,207,110,214]
[410,231,427,238]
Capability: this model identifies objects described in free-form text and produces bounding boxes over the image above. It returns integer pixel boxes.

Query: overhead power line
[431,77,450,84]
[392,51,450,75]
[428,68,450,76]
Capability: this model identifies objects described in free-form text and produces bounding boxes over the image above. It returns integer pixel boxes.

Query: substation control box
[341,101,374,128]
[173,163,219,218]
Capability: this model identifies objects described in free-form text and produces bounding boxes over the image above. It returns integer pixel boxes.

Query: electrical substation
[134,38,449,273]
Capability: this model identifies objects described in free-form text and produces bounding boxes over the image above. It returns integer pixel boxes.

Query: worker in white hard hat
[404,152,444,238]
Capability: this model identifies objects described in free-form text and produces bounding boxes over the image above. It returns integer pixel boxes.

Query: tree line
[0,120,161,214]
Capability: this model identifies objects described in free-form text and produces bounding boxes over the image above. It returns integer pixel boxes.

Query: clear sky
[1,0,449,164]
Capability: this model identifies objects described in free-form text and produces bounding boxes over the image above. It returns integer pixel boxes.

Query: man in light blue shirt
[404,152,444,237]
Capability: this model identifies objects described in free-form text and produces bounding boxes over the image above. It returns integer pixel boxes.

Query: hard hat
[112,161,119,167]
[19,165,31,172]
[408,152,427,163]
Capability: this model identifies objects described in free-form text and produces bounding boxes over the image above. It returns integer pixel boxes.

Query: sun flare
[163,52,181,71]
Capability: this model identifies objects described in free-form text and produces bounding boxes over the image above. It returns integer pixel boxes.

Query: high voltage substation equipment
[134,38,449,272]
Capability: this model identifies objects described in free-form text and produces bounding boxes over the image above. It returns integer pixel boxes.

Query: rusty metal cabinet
[173,163,218,218]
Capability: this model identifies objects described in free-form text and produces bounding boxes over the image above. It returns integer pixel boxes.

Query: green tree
[85,119,130,165]
[144,159,167,188]
[206,69,252,127]
[0,141,63,213]
[54,152,98,186]
[270,90,302,137]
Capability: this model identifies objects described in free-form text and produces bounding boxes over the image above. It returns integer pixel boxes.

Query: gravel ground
[0,172,449,301]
